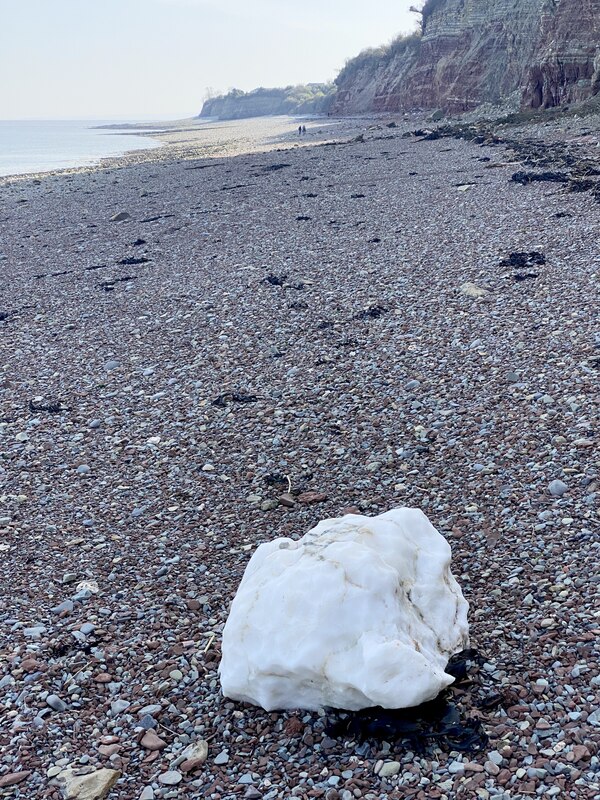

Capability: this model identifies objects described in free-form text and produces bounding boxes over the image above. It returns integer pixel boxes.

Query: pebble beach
[0,112,599,798]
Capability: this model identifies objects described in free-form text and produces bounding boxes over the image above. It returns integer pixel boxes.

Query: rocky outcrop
[332,0,600,114]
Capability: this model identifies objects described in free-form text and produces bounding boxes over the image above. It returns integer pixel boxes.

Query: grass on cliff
[335,32,422,86]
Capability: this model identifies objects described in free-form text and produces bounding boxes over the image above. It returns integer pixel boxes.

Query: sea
[0,119,164,178]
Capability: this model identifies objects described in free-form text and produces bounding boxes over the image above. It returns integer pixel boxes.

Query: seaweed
[212,392,258,407]
[510,171,568,185]
[326,649,489,755]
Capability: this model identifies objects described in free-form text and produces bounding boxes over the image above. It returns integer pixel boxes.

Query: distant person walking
[302,125,306,135]
[298,125,302,136]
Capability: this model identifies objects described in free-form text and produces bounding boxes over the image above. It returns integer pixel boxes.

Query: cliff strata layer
[332,0,600,114]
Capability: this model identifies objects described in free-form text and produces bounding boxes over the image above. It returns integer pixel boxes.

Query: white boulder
[219,507,469,711]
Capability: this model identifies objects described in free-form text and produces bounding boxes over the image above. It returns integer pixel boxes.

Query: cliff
[524,0,600,108]
[200,84,334,120]
[332,0,600,114]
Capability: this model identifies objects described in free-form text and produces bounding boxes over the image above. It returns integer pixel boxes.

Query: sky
[0,0,418,120]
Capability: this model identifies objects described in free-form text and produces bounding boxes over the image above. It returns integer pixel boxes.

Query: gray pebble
[46,694,68,712]
[138,704,162,717]
[110,699,131,716]
[80,623,96,636]
[72,589,93,602]
[549,479,568,497]
[158,771,182,786]
[588,708,600,726]
[24,625,47,638]
[379,761,401,777]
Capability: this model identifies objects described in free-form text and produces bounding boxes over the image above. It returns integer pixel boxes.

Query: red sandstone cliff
[332,0,600,114]
[525,0,600,107]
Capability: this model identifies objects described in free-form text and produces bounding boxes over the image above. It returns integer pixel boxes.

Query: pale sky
[0,0,417,120]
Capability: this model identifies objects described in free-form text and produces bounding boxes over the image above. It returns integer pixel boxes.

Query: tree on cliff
[411,0,445,32]
[409,4,424,32]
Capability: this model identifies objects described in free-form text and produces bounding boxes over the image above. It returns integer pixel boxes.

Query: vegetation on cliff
[421,0,445,25]
[200,84,335,120]
[334,32,422,88]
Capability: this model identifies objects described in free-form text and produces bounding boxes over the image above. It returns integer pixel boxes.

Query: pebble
[51,599,74,614]
[378,761,401,778]
[548,479,568,497]
[57,767,120,799]
[138,704,162,717]
[297,491,328,504]
[80,622,95,635]
[47,766,63,778]
[46,694,68,712]
[0,772,31,788]
[214,751,229,765]
[110,699,130,716]
[179,740,208,770]
[158,770,182,786]
[140,730,167,751]
[460,282,489,298]
[261,499,279,511]
[24,625,46,638]
[588,708,600,725]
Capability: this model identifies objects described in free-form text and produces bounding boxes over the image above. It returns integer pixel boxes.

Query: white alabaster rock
[219,508,469,711]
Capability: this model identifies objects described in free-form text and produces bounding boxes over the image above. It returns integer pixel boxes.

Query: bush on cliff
[336,32,422,86]
[421,0,445,26]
